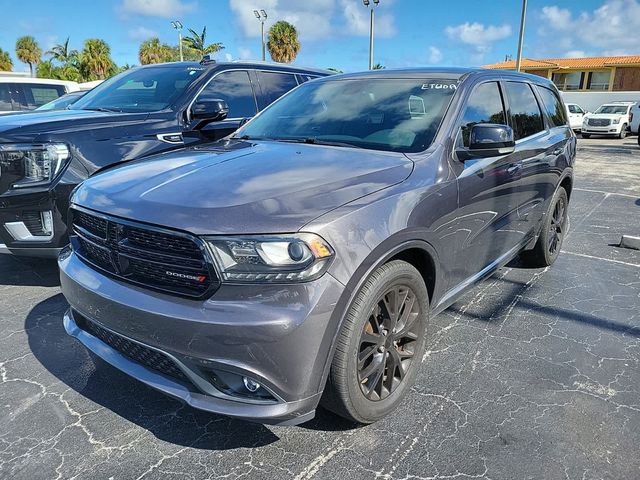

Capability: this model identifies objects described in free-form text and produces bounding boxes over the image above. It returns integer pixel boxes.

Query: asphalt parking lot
[1,137,639,480]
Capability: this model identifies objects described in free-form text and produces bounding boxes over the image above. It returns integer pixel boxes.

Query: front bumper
[581,125,620,134]
[59,248,346,425]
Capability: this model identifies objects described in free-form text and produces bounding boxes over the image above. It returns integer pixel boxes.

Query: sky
[1,0,639,73]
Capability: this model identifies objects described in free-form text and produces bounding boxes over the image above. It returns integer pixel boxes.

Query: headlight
[612,118,620,124]
[205,233,334,283]
[0,143,70,189]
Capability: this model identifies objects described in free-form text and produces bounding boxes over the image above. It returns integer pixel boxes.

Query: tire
[619,124,627,139]
[521,187,569,267]
[581,133,591,139]
[321,260,429,423]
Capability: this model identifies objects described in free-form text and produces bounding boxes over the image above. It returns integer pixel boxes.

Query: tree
[267,21,300,64]
[80,39,116,80]
[372,63,385,70]
[47,37,78,64]
[15,36,42,77]
[139,38,173,65]
[0,48,12,71]
[182,26,224,60]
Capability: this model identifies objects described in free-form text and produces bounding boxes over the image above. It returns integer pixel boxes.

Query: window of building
[552,72,583,91]
[586,71,610,90]
[458,81,506,147]
[536,86,568,127]
[504,82,544,140]
[197,70,257,118]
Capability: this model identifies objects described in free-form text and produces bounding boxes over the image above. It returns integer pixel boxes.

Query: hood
[73,140,413,234]
[0,109,148,140]
[586,113,626,119]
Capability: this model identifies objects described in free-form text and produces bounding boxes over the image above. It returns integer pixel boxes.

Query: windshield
[594,105,628,114]
[237,78,458,153]
[70,65,205,113]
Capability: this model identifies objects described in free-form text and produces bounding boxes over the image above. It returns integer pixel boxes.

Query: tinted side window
[537,86,568,127]
[22,84,66,108]
[257,71,298,105]
[198,70,256,118]
[505,82,544,140]
[567,104,577,114]
[0,84,12,111]
[459,81,506,147]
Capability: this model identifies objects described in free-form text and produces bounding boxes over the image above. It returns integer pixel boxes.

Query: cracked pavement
[1,137,639,480]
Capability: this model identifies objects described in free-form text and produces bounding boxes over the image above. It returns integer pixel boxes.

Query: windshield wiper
[275,137,362,149]
[81,107,123,113]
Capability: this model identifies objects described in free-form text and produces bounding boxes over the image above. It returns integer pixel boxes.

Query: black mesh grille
[70,208,218,298]
[74,312,189,383]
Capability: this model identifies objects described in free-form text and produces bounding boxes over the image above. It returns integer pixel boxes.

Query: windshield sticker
[421,83,457,90]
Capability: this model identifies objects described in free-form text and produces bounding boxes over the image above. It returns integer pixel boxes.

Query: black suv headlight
[0,143,70,189]
[205,233,334,283]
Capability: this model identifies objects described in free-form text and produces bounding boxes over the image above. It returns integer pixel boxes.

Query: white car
[565,103,587,131]
[0,77,80,114]
[581,101,634,139]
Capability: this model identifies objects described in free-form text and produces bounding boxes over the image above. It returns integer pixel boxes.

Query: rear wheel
[321,260,429,423]
[619,124,628,139]
[521,187,569,267]
[581,133,591,139]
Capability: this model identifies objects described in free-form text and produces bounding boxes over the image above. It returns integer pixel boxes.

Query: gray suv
[59,68,575,425]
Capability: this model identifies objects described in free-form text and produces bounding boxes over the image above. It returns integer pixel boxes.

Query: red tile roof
[483,55,640,70]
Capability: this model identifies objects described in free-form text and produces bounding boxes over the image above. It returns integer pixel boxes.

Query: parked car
[0,60,330,257]
[581,101,635,138]
[629,100,639,135]
[565,102,586,131]
[34,90,87,111]
[0,77,80,114]
[59,68,575,425]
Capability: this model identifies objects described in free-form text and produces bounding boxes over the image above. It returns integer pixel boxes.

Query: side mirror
[191,99,229,127]
[459,123,515,159]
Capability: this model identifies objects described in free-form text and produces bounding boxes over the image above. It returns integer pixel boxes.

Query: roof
[321,67,475,80]
[136,60,331,75]
[483,55,640,70]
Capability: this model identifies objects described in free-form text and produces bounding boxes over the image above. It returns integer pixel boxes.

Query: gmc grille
[70,207,218,298]
[587,118,611,127]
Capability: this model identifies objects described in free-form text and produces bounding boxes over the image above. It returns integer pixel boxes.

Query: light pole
[515,0,527,72]
[362,0,380,70]
[171,20,184,62]
[254,10,268,61]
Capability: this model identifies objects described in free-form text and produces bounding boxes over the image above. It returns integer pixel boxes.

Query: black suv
[0,61,329,257]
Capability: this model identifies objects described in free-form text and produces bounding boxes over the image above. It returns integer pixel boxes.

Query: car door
[567,104,584,129]
[189,69,258,142]
[451,80,526,283]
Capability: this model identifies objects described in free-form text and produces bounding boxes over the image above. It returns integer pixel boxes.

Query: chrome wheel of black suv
[322,261,429,423]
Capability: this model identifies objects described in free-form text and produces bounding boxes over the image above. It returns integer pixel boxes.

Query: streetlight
[254,10,268,61]
[171,20,184,62]
[515,0,527,72]
[362,0,380,70]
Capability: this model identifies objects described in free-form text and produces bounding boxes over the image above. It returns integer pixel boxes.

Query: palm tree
[182,26,224,60]
[139,38,172,65]
[267,21,300,64]
[0,48,12,71]
[47,37,78,64]
[80,39,115,80]
[15,36,42,77]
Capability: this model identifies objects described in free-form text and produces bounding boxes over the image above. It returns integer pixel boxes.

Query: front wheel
[321,260,429,423]
[619,124,628,139]
[521,187,569,267]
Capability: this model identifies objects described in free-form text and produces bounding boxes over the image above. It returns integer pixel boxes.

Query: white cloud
[238,47,253,60]
[128,26,159,41]
[120,0,197,18]
[445,22,512,47]
[564,50,586,58]
[228,0,396,41]
[428,46,442,64]
[225,53,233,61]
[539,0,640,53]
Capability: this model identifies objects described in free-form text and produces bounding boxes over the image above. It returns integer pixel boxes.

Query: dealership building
[483,55,640,92]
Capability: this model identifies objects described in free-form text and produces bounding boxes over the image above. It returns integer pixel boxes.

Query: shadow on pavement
[0,254,60,287]
[25,295,354,448]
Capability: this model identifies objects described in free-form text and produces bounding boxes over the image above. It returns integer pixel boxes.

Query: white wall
[560,91,640,112]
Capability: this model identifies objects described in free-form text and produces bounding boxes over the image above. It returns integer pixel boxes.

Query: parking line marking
[562,250,640,268]
[574,188,639,199]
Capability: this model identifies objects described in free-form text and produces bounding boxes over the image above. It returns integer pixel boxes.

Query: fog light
[41,211,54,236]
[243,376,261,392]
